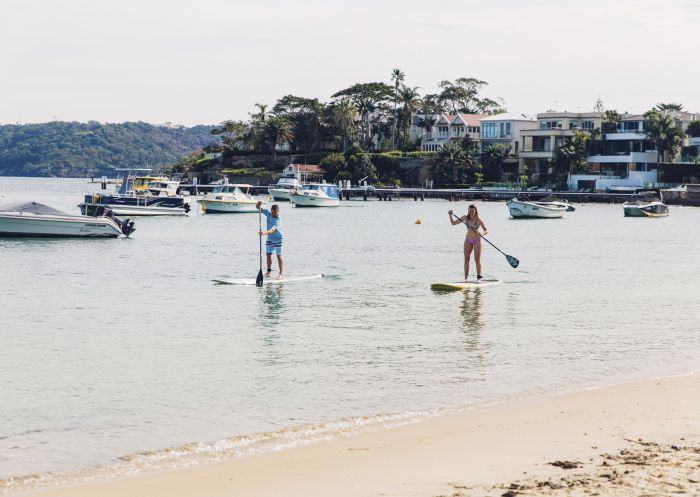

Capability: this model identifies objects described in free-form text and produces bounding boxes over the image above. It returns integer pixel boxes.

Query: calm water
[1,178,699,490]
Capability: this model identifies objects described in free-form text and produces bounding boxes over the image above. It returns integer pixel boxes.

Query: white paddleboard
[213,274,323,285]
[431,279,502,291]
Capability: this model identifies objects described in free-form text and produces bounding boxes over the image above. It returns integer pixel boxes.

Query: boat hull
[80,195,189,216]
[507,200,566,219]
[0,213,123,237]
[291,194,340,207]
[197,199,259,213]
[623,202,669,217]
[269,189,296,201]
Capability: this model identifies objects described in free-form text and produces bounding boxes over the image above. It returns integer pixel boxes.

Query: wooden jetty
[338,187,645,204]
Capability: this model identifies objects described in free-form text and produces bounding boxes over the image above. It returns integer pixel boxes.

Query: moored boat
[290,184,340,207]
[506,198,567,219]
[623,199,669,217]
[79,168,190,216]
[269,174,302,201]
[623,189,669,217]
[197,184,262,213]
[0,201,134,238]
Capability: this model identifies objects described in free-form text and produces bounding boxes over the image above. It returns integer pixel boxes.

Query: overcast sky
[1,0,698,126]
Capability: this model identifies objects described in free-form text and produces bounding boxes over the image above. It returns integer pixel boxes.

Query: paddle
[450,212,519,268]
[256,207,264,287]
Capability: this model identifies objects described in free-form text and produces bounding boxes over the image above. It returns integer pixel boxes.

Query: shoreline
[9,371,700,497]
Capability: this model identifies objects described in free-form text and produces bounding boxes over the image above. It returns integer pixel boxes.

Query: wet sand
[11,372,700,497]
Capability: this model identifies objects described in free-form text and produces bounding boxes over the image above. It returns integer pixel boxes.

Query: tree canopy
[0,121,215,177]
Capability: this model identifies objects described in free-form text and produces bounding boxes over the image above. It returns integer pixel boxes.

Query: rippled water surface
[1,177,699,487]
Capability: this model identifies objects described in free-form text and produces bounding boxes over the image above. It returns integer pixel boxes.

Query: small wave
[0,406,472,495]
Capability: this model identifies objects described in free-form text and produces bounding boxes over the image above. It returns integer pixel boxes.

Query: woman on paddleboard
[448,204,488,281]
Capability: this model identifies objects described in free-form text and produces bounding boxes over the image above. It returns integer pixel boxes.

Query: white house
[479,112,536,155]
[417,113,486,151]
[519,112,604,180]
[571,110,699,191]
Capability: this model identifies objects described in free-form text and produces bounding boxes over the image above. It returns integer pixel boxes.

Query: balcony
[520,128,578,137]
[604,132,647,141]
[587,151,657,163]
[519,150,554,159]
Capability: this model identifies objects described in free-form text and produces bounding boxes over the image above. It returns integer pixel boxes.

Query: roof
[448,113,487,126]
[480,112,536,122]
[288,164,327,174]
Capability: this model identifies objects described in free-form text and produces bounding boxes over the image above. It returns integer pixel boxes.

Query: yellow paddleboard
[431,279,502,291]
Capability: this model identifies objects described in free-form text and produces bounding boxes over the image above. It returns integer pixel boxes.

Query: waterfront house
[417,113,486,151]
[571,110,699,191]
[281,163,327,181]
[479,113,536,178]
[518,111,604,184]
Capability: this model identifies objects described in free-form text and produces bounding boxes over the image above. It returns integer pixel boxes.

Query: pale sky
[1,0,698,126]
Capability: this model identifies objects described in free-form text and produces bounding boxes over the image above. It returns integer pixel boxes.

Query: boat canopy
[212,184,251,194]
[0,201,75,216]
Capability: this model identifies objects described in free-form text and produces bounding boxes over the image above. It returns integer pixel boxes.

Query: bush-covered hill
[0,121,216,177]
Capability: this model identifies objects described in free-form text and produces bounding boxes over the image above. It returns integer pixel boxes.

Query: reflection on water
[460,288,482,332]
[260,284,285,327]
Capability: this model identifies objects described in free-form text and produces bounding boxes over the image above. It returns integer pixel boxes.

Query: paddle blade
[255,269,264,287]
[506,255,520,268]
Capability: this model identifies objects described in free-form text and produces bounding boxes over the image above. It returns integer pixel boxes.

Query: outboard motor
[184,202,191,214]
[120,218,136,237]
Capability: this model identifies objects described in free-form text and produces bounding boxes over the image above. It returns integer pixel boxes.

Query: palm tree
[333,99,358,153]
[251,103,268,124]
[602,110,622,134]
[262,115,294,163]
[416,115,436,140]
[480,143,511,181]
[655,102,684,112]
[390,68,405,150]
[644,110,686,163]
[397,84,421,150]
[415,94,440,143]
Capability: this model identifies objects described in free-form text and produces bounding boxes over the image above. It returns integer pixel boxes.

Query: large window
[499,122,511,137]
[569,120,579,130]
[438,125,448,137]
[482,122,497,138]
[581,120,595,130]
[621,121,641,132]
[452,125,465,136]
[539,120,562,129]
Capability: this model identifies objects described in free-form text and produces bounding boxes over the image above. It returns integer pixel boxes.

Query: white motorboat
[623,189,669,218]
[146,179,181,197]
[269,175,302,201]
[197,184,263,213]
[290,184,341,207]
[623,199,669,217]
[0,201,134,238]
[506,198,567,219]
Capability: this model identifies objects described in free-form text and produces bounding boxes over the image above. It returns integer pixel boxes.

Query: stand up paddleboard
[431,279,502,291]
[213,274,323,285]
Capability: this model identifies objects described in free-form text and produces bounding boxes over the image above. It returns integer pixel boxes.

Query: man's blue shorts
[266,240,283,255]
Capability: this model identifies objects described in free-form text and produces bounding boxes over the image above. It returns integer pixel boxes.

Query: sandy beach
[9,371,699,497]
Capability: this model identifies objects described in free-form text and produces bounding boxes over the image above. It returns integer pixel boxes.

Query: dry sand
[10,372,700,497]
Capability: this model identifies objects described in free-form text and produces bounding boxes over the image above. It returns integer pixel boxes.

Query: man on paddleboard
[256,201,284,279]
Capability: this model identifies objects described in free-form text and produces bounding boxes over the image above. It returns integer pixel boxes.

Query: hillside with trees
[0,121,216,177]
